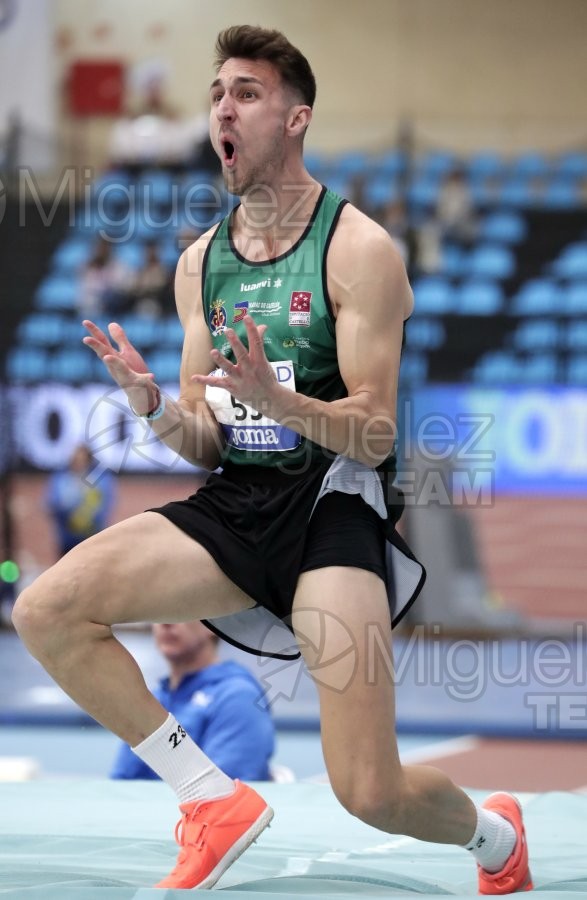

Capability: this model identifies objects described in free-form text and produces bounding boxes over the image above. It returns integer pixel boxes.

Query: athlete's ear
[286,104,312,138]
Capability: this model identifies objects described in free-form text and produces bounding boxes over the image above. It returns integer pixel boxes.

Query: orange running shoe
[477,792,533,895]
[155,781,273,890]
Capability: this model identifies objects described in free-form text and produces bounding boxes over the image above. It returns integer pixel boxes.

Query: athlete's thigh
[35,511,255,626]
[292,566,401,782]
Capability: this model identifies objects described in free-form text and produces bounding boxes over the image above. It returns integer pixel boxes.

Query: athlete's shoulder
[178,221,223,280]
[330,200,407,272]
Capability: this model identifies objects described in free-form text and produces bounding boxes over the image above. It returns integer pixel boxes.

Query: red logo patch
[289,291,312,326]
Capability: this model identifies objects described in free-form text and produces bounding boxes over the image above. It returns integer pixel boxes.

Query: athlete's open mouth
[222,140,236,165]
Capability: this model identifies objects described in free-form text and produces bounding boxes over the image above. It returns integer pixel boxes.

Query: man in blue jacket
[111,621,275,781]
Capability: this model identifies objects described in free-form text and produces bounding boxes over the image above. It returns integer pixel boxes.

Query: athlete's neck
[235,176,321,256]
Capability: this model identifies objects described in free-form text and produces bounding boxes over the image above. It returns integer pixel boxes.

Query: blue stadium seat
[497,178,537,208]
[567,354,587,384]
[137,169,174,207]
[302,151,328,179]
[565,321,587,350]
[158,239,182,270]
[552,243,587,279]
[180,177,224,229]
[407,176,440,211]
[329,151,370,177]
[49,349,95,382]
[457,281,504,315]
[412,277,454,314]
[478,211,527,244]
[326,176,354,200]
[6,347,50,382]
[35,276,79,311]
[417,150,458,179]
[511,279,560,315]
[468,151,507,181]
[398,351,429,384]
[563,282,587,315]
[542,179,581,209]
[466,244,515,280]
[148,350,181,383]
[362,176,398,209]
[473,351,520,384]
[403,318,445,350]
[509,152,551,180]
[469,177,503,207]
[554,152,587,180]
[89,170,133,221]
[179,169,216,196]
[439,244,468,278]
[161,317,185,348]
[118,315,160,350]
[371,150,406,178]
[51,238,93,274]
[18,313,68,346]
[512,319,560,350]
[517,353,558,384]
[113,242,146,270]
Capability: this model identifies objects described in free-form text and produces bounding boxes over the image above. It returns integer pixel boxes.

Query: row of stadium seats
[9,344,587,387]
[413,278,587,316]
[305,148,587,181]
[17,314,184,349]
[47,210,531,278]
[399,349,587,387]
[9,149,587,390]
[7,347,182,385]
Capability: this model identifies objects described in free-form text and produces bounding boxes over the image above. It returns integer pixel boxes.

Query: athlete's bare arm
[193,205,412,468]
[83,230,224,470]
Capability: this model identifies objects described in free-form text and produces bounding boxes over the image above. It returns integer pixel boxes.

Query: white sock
[132,713,235,805]
[464,806,516,873]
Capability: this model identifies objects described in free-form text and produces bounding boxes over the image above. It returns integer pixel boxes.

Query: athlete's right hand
[82,320,160,415]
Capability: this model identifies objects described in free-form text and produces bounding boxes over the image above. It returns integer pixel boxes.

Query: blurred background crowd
[1,0,586,784]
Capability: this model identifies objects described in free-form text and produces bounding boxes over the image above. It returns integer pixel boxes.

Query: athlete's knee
[12,558,94,658]
[330,768,407,832]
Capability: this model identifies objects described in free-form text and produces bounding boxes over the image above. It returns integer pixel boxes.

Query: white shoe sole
[197,805,275,890]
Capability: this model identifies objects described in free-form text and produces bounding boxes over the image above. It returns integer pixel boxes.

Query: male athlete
[13,26,532,894]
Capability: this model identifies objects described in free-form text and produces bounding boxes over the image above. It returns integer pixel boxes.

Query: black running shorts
[150,461,387,625]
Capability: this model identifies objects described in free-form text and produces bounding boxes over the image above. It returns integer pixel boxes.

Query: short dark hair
[214,25,316,108]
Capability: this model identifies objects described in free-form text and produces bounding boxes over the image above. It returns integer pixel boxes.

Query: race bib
[205,360,302,452]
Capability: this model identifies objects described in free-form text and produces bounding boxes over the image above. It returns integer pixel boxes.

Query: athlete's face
[209,58,293,196]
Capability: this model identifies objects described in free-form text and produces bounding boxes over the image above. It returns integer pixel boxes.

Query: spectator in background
[108,62,215,172]
[379,198,417,275]
[78,237,133,317]
[412,166,477,275]
[129,240,173,317]
[110,621,275,781]
[45,444,116,558]
[435,165,477,246]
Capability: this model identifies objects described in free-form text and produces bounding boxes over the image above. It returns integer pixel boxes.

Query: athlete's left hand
[191,315,277,411]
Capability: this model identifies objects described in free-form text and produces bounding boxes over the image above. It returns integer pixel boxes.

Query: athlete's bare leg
[12,512,255,746]
[292,566,476,845]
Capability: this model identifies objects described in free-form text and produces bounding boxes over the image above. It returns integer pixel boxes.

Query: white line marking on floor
[399,735,480,764]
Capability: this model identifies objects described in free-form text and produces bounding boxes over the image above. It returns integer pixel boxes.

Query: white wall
[52,0,587,160]
[0,0,56,169]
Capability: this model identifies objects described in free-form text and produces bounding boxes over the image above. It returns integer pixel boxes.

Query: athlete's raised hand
[82,320,159,414]
[191,315,276,410]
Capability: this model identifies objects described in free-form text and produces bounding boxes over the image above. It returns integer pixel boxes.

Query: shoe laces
[174,806,208,859]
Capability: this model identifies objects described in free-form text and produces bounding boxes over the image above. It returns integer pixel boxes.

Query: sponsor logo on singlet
[289,291,312,326]
[240,278,283,291]
[209,299,227,336]
[233,300,248,323]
